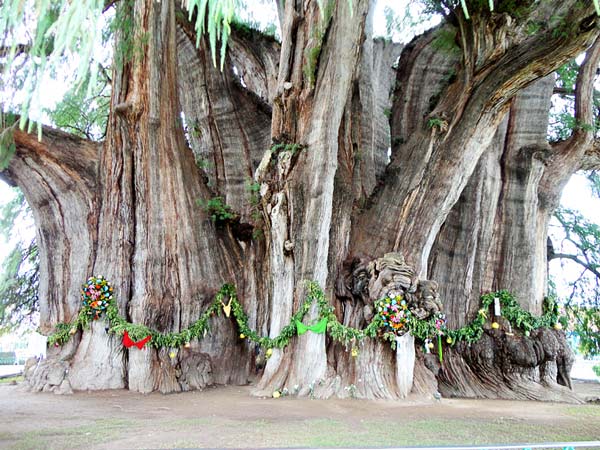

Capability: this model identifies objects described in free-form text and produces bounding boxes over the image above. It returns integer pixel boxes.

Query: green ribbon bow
[295,317,328,335]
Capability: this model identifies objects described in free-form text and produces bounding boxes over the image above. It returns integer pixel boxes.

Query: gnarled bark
[5,0,599,401]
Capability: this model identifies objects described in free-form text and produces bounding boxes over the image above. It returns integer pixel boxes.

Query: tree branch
[550,252,600,279]
[0,44,30,59]
[1,121,100,190]
[538,34,600,205]
[579,138,600,170]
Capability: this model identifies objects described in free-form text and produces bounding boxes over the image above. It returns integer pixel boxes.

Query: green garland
[47,280,563,354]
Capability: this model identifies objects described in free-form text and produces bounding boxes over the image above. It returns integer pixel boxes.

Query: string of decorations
[47,277,563,360]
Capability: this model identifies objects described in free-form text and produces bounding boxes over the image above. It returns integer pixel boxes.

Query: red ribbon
[123,330,152,349]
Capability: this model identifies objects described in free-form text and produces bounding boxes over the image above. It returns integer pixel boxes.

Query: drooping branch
[549,252,600,279]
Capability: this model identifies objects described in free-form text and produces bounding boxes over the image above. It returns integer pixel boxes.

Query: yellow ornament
[69,327,77,335]
[169,351,176,359]
[427,342,435,349]
[266,348,273,357]
[491,322,500,329]
[239,333,246,339]
[221,298,232,318]
[446,337,453,344]
[272,390,281,398]
[554,323,563,330]
[351,347,359,358]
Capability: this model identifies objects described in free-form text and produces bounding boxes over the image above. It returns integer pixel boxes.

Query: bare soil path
[0,382,599,449]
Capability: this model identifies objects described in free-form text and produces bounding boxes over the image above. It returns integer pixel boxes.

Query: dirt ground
[0,381,599,450]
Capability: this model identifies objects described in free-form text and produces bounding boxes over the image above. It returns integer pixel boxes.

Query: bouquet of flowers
[376,294,410,335]
[81,275,113,320]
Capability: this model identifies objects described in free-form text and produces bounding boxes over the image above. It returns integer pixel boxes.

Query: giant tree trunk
[3,0,600,400]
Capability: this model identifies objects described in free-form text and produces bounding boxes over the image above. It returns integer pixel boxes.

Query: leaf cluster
[198,196,237,224]
[566,304,600,357]
[184,0,236,70]
[0,191,38,335]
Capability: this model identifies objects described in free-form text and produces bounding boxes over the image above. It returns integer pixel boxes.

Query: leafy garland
[47,278,562,355]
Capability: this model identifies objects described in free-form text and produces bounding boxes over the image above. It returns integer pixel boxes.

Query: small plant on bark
[198,196,236,224]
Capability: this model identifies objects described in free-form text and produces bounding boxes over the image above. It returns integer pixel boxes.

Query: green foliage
[431,28,460,55]
[0,242,39,335]
[0,191,39,334]
[108,0,137,66]
[549,58,600,142]
[303,0,335,87]
[525,20,544,35]
[245,179,261,205]
[270,142,304,156]
[47,279,564,358]
[0,0,238,125]
[550,206,600,356]
[0,112,18,170]
[0,0,106,126]
[198,196,236,224]
[184,0,236,70]
[553,208,600,303]
[586,171,600,198]
[427,117,446,130]
[556,60,579,93]
[593,365,600,377]
[245,178,263,227]
[45,69,110,140]
[230,15,279,42]
[0,128,16,171]
[566,305,600,356]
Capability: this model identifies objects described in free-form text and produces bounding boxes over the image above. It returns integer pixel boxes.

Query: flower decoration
[434,313,446,334]
[376,295,411,336]
[81,275,113,320]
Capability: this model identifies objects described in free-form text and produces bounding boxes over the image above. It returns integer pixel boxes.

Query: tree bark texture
[4,0,600,400]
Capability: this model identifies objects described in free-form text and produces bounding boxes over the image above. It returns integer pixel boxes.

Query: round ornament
[491,322,500,329]
[81,275,113,320]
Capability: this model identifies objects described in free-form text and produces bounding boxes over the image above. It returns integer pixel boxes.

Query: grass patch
[7,418,136,450]
[156,416,600,448]
[565,405,600,417]
[0,375,23,384]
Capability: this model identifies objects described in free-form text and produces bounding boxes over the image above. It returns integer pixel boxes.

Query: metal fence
[287,443,600,450]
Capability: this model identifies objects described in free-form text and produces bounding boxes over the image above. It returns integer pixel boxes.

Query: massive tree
[1,0,599,400]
